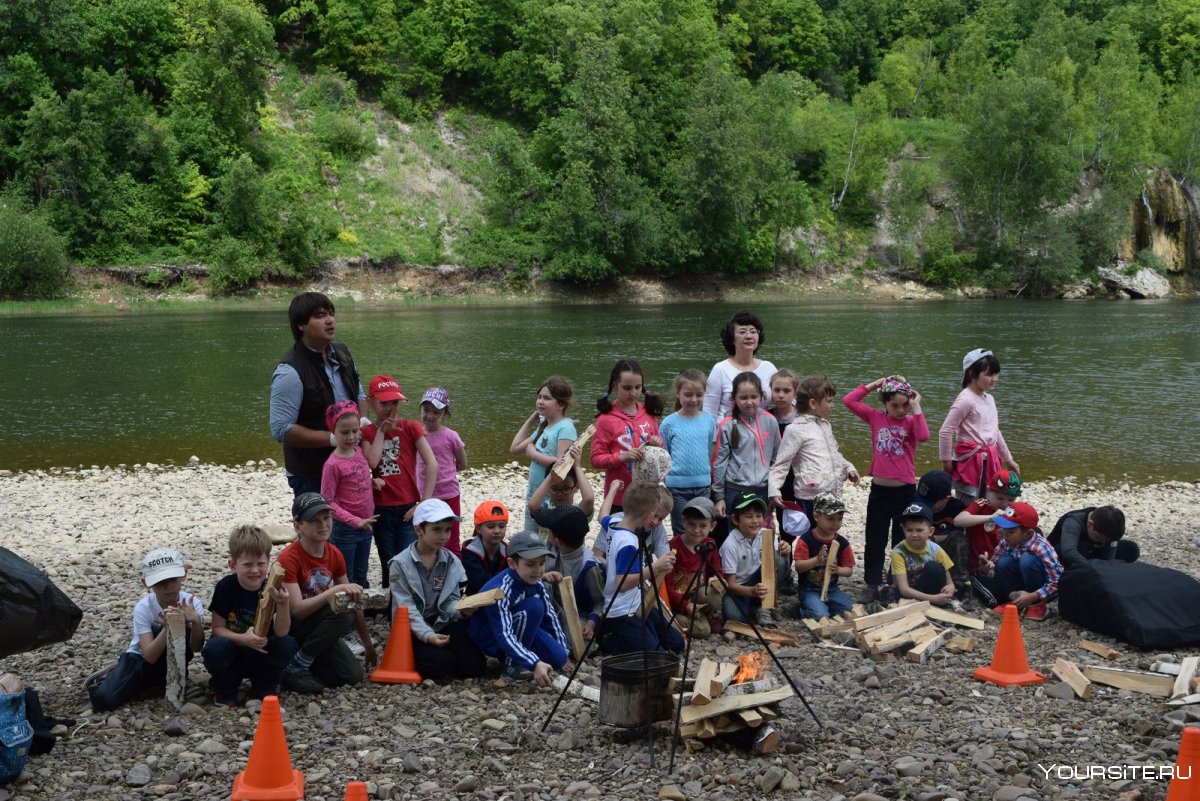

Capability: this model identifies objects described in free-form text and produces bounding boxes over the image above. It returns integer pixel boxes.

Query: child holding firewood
[791,493,855,620]
[201,525,297,706]
[720,494,791,626]
[665,497,725,638]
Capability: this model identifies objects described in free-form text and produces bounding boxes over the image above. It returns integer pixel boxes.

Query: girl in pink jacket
[589,359,664,510]
[843,376,929,595]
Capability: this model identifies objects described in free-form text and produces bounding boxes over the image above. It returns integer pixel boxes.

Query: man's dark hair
[1090,505,1125,541]
[288,292,334,341]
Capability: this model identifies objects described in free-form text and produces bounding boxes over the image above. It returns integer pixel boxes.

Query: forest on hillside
[0,0,1197,298]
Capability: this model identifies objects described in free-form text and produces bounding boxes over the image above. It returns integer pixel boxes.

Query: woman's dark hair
[596,358,664,418]
[533,376,574,440]
[796,374,836,413]
[719,310,765,356]
[726,372,763,449]
[962,354,1001,388]
[288,291,334,341]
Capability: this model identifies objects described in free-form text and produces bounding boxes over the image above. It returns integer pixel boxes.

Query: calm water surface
[2,300,1197,483]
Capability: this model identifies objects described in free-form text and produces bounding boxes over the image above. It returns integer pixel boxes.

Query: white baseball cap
[413,498,459,526]
[141,548,186,585]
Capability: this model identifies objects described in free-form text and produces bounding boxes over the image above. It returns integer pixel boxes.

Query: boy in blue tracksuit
[468,530,572,686]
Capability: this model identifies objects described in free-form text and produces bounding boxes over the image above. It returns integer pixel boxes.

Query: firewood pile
[724,599,984,664]
[673,653,792,753]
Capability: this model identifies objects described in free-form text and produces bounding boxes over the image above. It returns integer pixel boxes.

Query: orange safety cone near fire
[230,695,304,801]
[973,604,1046,687]
[1166,726,1200,801]
[370,604,422,684]
[344,781,369,801]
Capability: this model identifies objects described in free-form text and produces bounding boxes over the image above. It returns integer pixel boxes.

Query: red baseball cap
[368,375,407,402]
[992,502,1039,530]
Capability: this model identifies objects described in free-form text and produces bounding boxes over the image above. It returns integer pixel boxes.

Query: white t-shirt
[720,528,764,585]
[704,358,779,420]
[127,591,205,655]
[603,526,645,618]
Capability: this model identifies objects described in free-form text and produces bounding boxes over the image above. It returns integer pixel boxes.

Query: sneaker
[184,678,206,701]
[342,632,366,656]
[501,661,534,683]
[280,669,325,694]
[855,587,878,605]
[876,586,894,605]
[947,599,966,614]
[1024,602,1051,621]
[755,609,774,628]
[250,685,277,701]
[708,618,723,635]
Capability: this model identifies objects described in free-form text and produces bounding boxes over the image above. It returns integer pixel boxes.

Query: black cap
[916,470,952,505]
[898,502,934,523]
[292,492,332,522]
[531,505,590,540]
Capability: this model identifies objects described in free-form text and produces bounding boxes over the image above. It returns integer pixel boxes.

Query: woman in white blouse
[703,310,778,420]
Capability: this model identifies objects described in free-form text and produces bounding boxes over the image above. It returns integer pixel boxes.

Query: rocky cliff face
[1121,168,1200,275]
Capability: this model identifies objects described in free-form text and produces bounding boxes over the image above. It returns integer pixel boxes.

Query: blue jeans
[202,634,299,697]
[797,586,854,619]
[287,473,322,497]
[668,486,711,537]
[331,521,372,588]
[987,553,1048,600]
[373,504,415,588]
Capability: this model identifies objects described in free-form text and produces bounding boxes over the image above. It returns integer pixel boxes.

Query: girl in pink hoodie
[589,359,664,510]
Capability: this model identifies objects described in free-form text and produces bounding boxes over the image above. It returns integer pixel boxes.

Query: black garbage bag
[1058,558,1200,650]
[0,548,82,658]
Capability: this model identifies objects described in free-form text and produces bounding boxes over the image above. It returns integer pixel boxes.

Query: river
[2,299,1197,483]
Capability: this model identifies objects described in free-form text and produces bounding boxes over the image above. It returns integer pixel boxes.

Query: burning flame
[733,650,770,684]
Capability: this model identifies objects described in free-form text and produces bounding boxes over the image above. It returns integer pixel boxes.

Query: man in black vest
[269,292,364,496]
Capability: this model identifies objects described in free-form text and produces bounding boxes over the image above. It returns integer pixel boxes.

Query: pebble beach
[4,462,1200,801]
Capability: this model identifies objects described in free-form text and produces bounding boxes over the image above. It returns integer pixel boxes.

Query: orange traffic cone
[344,781,369,801]
[370,604,422,684]
[973,604,1045,687]
[1166,726,1200,801]
[230,695,304,801]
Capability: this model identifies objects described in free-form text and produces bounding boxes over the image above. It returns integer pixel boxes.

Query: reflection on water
[2,299,1197,484]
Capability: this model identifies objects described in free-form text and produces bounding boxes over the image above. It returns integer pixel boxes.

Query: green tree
[1151,0,1200,82]
[214,153,277,254]
[1078,25,1160,187]
[82,0,182,98]
[1159,63,1200,181]
[825,84,898,221]
[724,0,832,78]
[0,193,70,298]
[169,0,274,168]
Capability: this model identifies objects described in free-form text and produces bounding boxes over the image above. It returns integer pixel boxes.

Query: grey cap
[508,530,552,560]
[682,496,717,519]
[292,492,332,522]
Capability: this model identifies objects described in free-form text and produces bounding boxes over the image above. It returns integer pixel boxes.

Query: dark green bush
[0,201,70,298]
[207,236,262,294]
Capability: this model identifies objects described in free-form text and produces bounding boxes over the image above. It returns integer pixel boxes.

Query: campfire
[674,652,792,753]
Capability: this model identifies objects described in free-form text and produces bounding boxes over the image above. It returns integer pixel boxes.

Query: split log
[550,674,599,703]
[690,659,720,705]
[1172,656,1200,700]
[737,708,764,728]
[711,664,737,698]
[1052,658,1093,700]
[861,612,928,644]
[679,686,794,725]
[455,587,505,612]
[853,601,930,631]
[945,635,977,653]
[164,610,187,712]
[906,629,951,664]
[820,541,840,602]
[753,725,779,754]
[1151,661,1182,675]
[556,581,587,662]
[757,706,780,721]
[1078,639,1120,660]
[1159,694,1200,713]
[552,425,595,479]
[761,528,776,609]
[851,603,869,617]
[331,588,391,612]
[923,606,985,630]
[1081,665,1174,697]
[252,563,287,637]
[723,620,803,646]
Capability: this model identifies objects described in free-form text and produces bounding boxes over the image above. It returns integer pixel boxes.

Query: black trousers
[864,482,914,587]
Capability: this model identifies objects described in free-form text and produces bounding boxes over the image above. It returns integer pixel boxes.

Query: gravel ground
[3,462,1199,801]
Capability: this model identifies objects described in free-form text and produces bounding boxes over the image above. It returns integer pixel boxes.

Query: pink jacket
[590,405,661,507]
[843,384,929,484]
